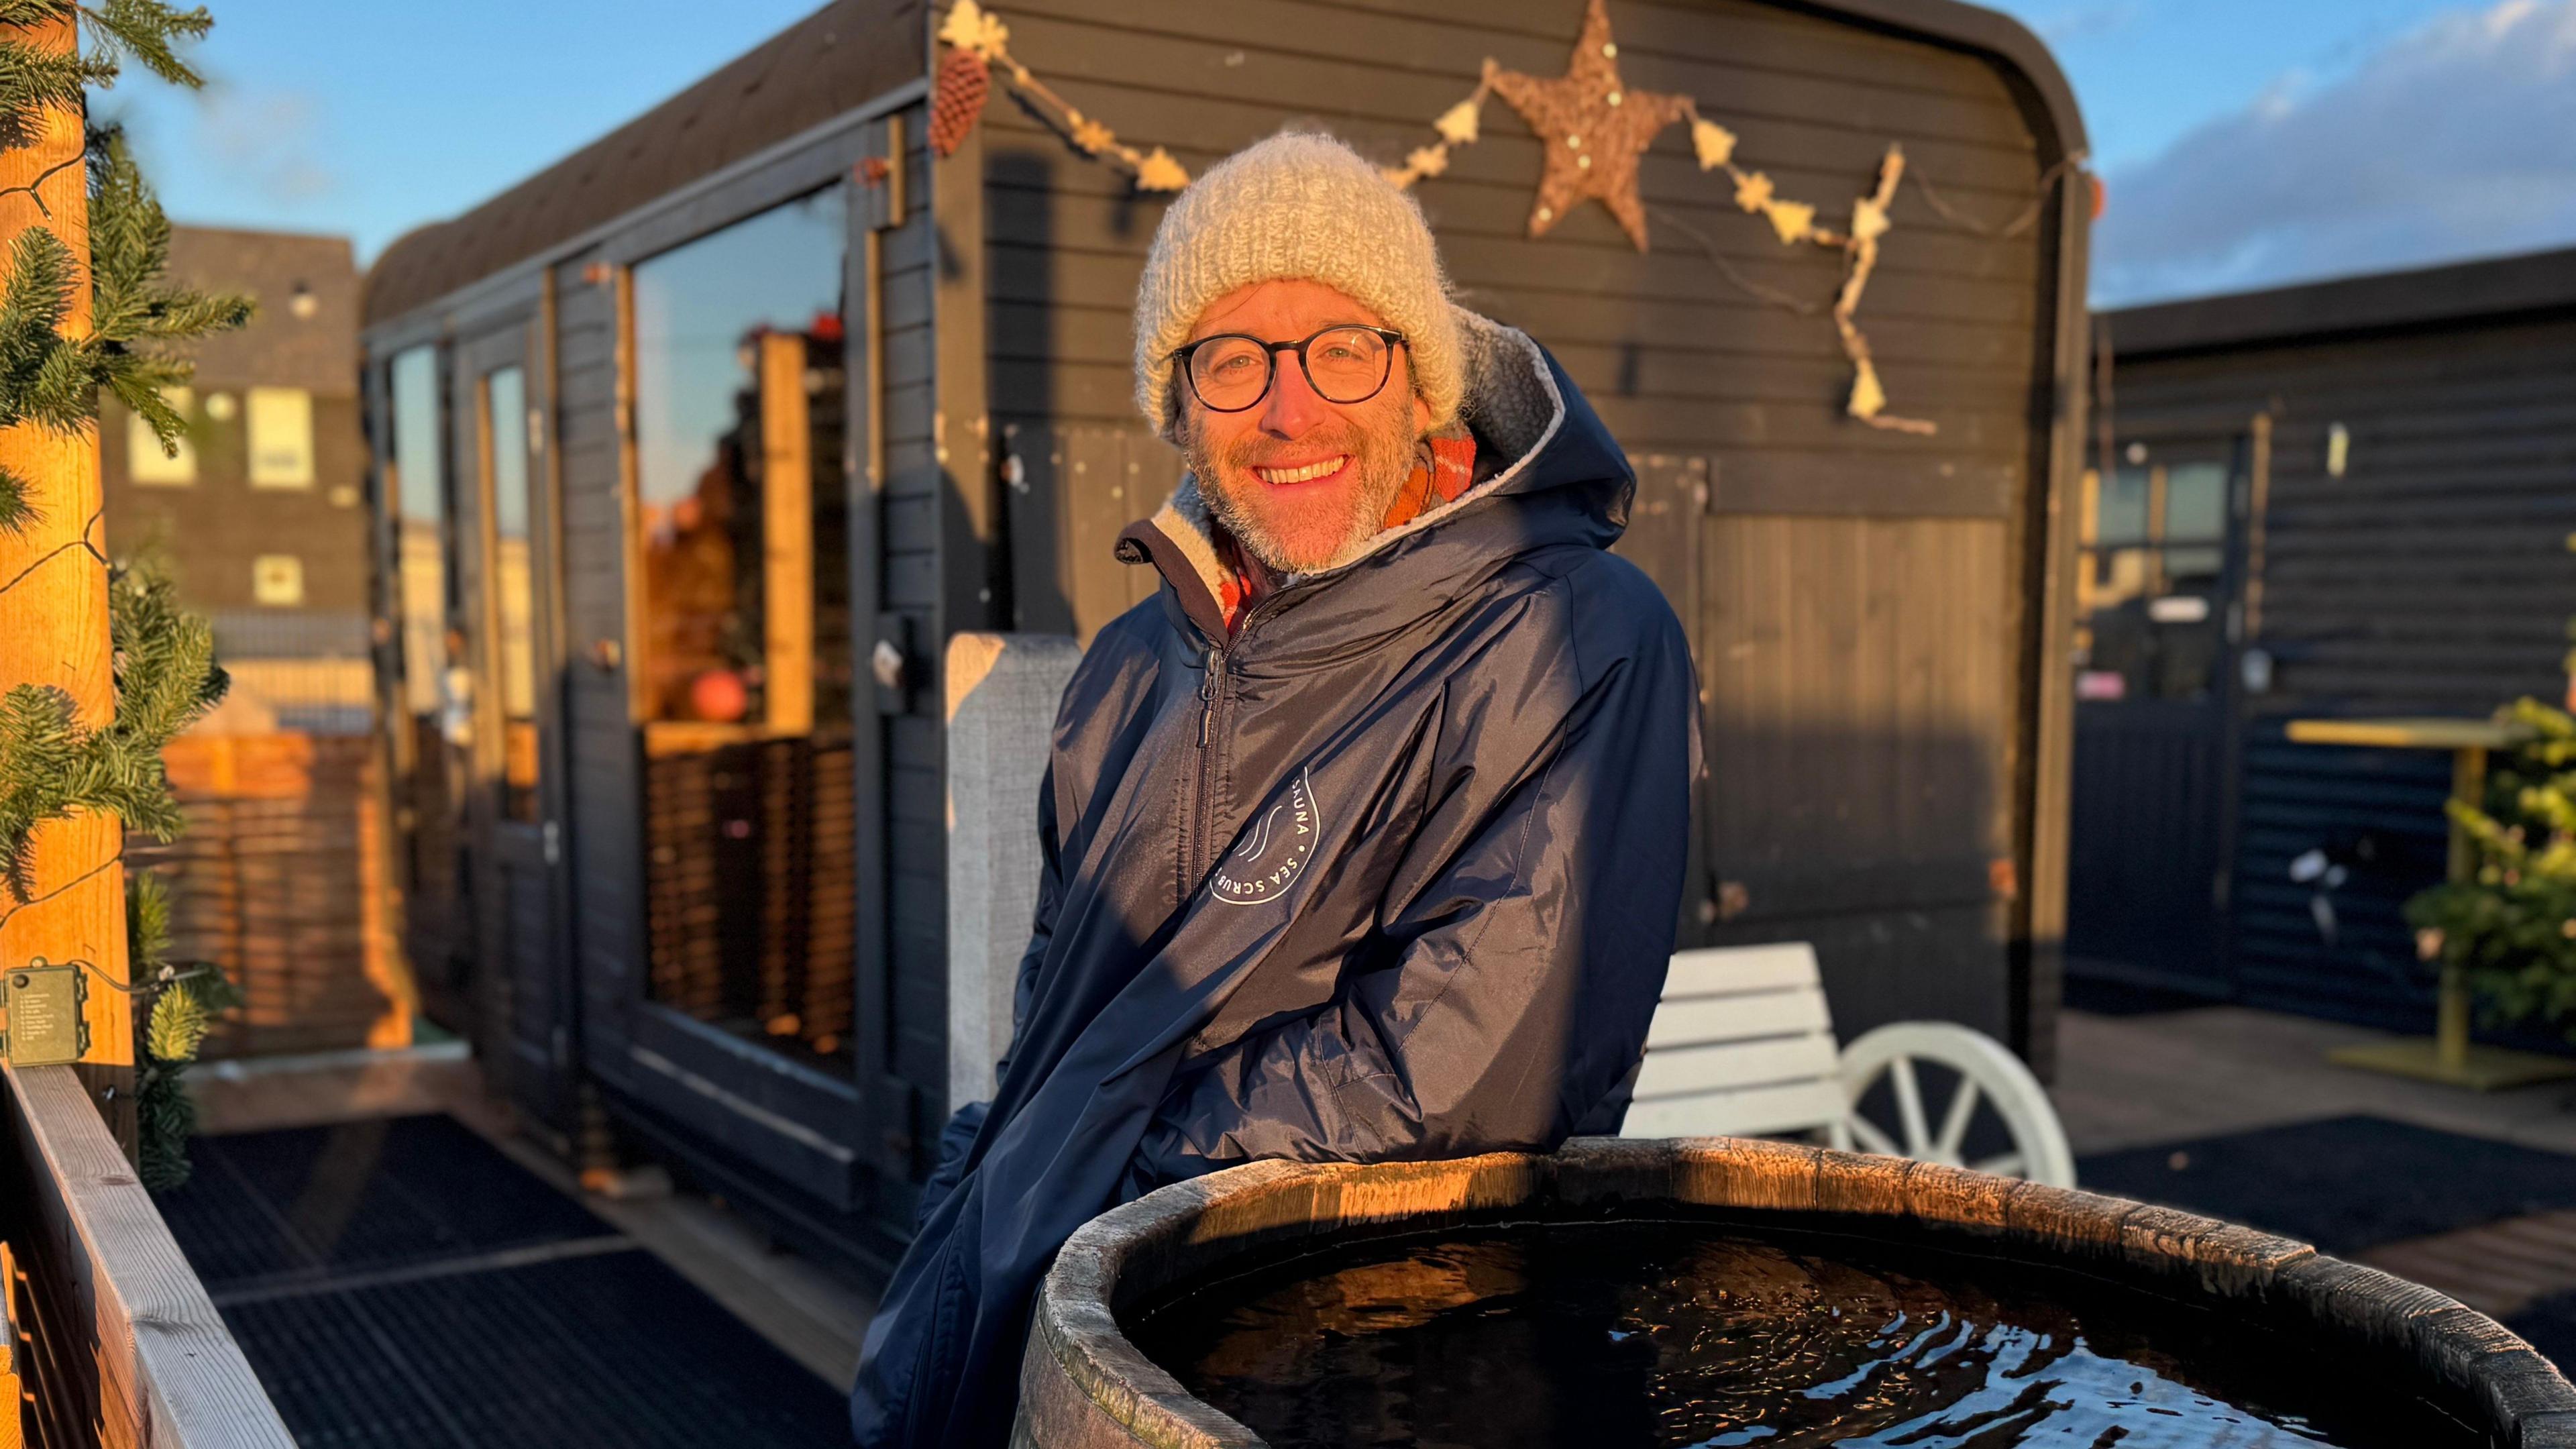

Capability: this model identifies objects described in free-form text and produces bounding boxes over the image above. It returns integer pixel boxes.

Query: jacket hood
[1116,309,1635,644]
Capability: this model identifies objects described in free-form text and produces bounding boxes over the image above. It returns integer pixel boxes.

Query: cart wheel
[1834,1022,2078,1187]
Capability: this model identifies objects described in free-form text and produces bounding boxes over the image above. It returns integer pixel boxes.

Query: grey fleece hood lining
[1126,311,1568,614]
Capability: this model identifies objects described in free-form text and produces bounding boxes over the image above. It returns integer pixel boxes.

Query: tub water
[1132,1218,2477,1448]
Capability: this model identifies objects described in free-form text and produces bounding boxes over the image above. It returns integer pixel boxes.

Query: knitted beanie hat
[1132,130,1464,441]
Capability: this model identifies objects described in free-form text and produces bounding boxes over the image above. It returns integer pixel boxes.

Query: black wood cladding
[2105,292,2576,1030]
[979,0,2065,1041]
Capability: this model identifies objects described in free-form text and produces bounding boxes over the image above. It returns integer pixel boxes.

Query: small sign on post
[0,959,89,1067]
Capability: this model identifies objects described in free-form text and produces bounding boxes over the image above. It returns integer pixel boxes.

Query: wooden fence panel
[142,733,409,1059]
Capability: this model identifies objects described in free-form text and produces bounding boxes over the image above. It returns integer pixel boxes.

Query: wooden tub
[1012,1136,2576,1448]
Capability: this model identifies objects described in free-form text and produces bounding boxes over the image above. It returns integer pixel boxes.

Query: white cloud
[2094,0,2576,306]
[2035,3,2142,45]
[193,87,336,205]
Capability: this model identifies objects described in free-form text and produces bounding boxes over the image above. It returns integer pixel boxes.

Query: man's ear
[1412,390,1433,437]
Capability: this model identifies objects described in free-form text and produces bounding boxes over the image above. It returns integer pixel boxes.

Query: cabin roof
[363,0,924,325]
[360,0,2079,330]
[2104,244,2576,360]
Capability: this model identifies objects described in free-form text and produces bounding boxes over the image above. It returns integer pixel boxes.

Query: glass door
[2064,436,2249,996]
[616,186,863,1204]
[457,321,578,1137]
[383,343,478,1030]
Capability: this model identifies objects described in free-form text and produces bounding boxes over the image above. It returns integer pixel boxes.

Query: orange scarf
[1216,423,1478,633]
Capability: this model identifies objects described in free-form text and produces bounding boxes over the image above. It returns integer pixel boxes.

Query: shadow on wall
[1687,725,2014,1047]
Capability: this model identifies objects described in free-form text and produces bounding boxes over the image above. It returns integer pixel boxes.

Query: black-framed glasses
[1172,325,1407,413]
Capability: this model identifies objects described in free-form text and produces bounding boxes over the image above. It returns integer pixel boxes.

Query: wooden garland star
[1485,0,1691,251]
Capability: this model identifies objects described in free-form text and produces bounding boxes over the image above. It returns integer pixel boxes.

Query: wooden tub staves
[1012,1137,2576,1449]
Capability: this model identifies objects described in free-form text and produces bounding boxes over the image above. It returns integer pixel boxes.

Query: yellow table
[2285,716,2576,1090]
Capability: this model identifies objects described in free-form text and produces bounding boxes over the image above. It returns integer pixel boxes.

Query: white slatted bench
[1619,942,2076,1187]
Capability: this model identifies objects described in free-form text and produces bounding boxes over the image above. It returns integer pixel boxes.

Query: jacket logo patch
[1209,768,1320,907]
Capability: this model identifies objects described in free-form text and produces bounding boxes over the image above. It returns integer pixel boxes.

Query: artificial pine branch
[87,128,248,451]
[0,0,240,1185]
[78,0,208,88]
[0,18,248,457]
[128,865,236,1189]
[0,556,221,901]
[0,36,108,148]
[0,466,30,531]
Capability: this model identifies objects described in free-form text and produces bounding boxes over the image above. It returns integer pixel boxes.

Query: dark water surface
[1128,1220,2481,1449]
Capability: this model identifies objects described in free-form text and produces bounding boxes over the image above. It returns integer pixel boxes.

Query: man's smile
[1251,454,1351,486]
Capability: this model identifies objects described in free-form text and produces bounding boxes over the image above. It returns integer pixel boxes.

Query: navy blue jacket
[850,314,1697,1447]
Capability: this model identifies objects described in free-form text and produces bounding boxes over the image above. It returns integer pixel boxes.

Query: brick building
[101,225,369,731]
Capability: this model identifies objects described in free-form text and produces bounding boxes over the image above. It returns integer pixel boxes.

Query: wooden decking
[2056,1003,2576,1344]
[2055,1004,2576,1159]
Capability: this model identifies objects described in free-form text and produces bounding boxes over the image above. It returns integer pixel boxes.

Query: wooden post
[2436,743,2487,1073]
[0,13,132,1151]
[0,1241,20,1449]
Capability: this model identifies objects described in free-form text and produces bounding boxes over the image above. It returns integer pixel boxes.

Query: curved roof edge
[1821,0,2089,162]
[2104,244,2576,359]
[363,0,2081,331]
[365,0,924,327]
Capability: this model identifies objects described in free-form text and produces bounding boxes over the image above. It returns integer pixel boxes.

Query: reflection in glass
[391,347,446,718]
[630,188,855,1068]
[487,366,541,824]
[389,344,463,941]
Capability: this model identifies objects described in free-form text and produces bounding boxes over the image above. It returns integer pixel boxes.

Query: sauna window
[486,365,541,824]
[390,348,448,720]
[127,386,196,484]
[629,187,855,1068]
[2074,449,2240,704]
[388,343,460,919]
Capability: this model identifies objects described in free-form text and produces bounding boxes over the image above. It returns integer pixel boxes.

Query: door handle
[543,819,561,865]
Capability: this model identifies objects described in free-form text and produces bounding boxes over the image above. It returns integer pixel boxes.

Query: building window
[629,186,853,1067]
[251,553,305,606]
[248,385,315,488]
[127,386,195,485]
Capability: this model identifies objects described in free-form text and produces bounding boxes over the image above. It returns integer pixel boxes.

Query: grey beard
[1189,435,1415,577]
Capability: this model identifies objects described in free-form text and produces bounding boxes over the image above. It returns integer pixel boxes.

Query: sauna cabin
[358,0,2089,1273]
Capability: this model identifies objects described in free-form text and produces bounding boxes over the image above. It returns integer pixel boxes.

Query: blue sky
[108,0,2576,307]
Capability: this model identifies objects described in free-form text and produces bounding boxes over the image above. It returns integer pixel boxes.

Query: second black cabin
[2069,244,2576,1032]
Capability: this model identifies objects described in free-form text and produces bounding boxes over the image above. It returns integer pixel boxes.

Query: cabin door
[453,321,580,1134]
[610,190,868,1210]
[2064,433,2251,997]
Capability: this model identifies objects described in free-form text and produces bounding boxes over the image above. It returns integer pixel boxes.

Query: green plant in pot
[2404,697,2576,1042]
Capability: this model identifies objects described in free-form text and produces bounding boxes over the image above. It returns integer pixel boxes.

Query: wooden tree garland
[934,0,1187,188]
[1384,0,1954,433]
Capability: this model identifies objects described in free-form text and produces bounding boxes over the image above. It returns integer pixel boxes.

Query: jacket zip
[1184,590,1291,892]
[1187,644,1229,890]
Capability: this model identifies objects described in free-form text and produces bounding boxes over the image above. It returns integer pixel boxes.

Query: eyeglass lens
[1189,327,1392,411]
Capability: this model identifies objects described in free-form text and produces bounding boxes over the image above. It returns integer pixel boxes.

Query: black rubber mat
[2076,1114,2576,1255]
[159,1113,609,1291]
[154,1113,849,1448]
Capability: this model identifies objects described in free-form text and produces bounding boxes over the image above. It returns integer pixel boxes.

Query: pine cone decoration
[931,49,990,158]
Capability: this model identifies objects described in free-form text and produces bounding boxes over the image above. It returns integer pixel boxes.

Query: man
[851,130,1697,1448]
